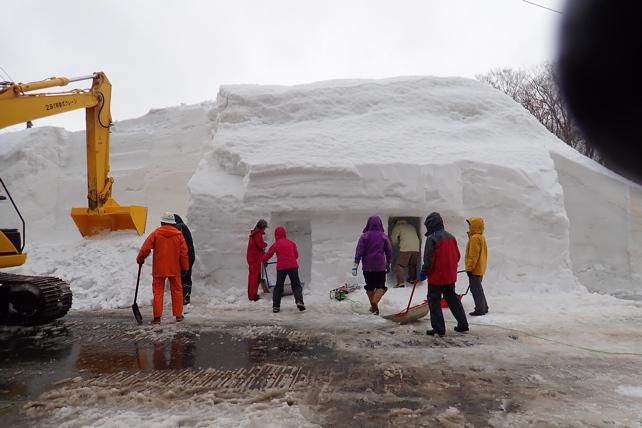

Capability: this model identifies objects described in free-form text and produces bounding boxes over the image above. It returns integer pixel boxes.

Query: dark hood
[363,216,384,233]
[274,226,287,240]
[249,228,265,237]
[424,212,444,235]
[174,213,184,224]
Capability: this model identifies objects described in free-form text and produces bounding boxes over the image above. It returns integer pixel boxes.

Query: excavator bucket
[71,201,147,237]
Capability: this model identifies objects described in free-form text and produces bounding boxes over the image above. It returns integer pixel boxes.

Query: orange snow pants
[247,262,261,300]
[152,276,183,318]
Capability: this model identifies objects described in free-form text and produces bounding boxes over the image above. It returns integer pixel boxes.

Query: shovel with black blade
[132,263,143,324]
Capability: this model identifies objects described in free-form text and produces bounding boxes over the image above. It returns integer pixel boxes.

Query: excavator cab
[0,178,72,325]
[0,178,27,269]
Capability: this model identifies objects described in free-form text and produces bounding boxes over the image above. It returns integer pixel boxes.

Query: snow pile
[0,104,215,309]
[25,384,317,428]
[1,76,641,311]
[189,76,640,298]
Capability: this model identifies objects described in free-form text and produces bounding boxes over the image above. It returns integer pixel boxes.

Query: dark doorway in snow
[387,216,422,286]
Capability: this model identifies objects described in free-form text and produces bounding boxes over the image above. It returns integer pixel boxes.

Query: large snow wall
[2,76,640,308]
[188,76,596,295]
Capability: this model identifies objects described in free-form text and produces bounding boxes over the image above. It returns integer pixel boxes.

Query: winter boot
[273,307,280,313]
[366,290,375,312]
[297,303,306,311]
[151,317,161,325]
[371,288,387,315]
[454,325,469,333]
[426,329,445,337]
[176,315,184,322]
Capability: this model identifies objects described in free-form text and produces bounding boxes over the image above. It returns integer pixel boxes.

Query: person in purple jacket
[352,216,393,315]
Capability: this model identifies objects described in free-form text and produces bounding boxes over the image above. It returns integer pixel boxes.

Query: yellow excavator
[0,72,147,325]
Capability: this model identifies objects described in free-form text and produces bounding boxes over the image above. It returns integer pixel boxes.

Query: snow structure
[1,76,641,311]
[189,76,642,300]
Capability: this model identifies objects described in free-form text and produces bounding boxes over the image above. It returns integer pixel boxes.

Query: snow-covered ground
[1,76,642,426]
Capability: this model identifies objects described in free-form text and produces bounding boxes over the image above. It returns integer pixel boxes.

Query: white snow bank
[0,103,215,242]
[189,76,598,295]
[1,76,641,312]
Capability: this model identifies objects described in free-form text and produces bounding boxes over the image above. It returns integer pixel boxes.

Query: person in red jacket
[137,212,189,324]
[420,212,468,337]
[246,219,268,301]
[263,226,305,313]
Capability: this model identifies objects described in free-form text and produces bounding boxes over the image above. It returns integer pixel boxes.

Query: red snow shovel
[382,279,428,324]
[439,270,470,308]
[132,264,143,325]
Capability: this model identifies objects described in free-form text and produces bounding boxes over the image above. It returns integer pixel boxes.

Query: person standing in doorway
[420,212,468,336]
[390,218,421,288]
[352,216,392,315]
[465,217,488,316]
[246,219,268,302]
[263,226,305,313]
[173,214,195,305]
[137,212,189,324]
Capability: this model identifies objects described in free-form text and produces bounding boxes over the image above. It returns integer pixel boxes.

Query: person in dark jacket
[263,226,305,313]
[420,212,468,336]
[246,219,268,302]
[352,216,392,315]
[173,214,195,305]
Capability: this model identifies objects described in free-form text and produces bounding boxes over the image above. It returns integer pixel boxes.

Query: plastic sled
[263,262,305,296]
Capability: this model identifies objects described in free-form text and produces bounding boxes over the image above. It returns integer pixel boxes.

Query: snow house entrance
[387,216,422,286]
[265,215,312,291]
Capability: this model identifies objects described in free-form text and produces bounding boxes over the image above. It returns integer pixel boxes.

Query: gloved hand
[136,256,145,265]
[351,263,358,276]
[386,264,391,274]
[419,272,427,282]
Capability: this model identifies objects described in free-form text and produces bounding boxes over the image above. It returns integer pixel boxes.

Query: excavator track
[0,272,72,326]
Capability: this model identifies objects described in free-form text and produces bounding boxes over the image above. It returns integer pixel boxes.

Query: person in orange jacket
[137,212,189,324]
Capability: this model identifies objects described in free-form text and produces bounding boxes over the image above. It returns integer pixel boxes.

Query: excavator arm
[0,72,147,236]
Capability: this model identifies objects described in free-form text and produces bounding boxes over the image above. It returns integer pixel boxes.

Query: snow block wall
[188,77,585,294]
[2,76,640,308]
[549,146,642,298]
[0,104,215,242]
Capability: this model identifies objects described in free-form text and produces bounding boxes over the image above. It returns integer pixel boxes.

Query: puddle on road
[76,330,336,373]
[0,322,337,403]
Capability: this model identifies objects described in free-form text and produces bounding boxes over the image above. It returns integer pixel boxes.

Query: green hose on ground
[446,319,642,357]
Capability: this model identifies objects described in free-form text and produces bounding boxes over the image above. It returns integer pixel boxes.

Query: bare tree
[477,65,599,162]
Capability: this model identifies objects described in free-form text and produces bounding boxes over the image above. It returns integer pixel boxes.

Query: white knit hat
[160,211,176,224]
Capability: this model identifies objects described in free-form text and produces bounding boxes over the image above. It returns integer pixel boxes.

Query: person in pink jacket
[263,226,305,313]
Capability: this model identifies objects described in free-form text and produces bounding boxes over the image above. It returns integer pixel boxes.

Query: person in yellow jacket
[465,217,488,316]
[389,219,421,288]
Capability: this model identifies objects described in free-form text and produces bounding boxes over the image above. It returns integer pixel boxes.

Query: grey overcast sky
[1,0,565,132]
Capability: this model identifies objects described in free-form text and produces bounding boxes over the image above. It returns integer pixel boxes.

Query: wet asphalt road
[2,311,642,427]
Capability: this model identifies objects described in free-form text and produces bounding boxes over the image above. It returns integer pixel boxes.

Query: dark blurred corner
[558,0,642,183]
